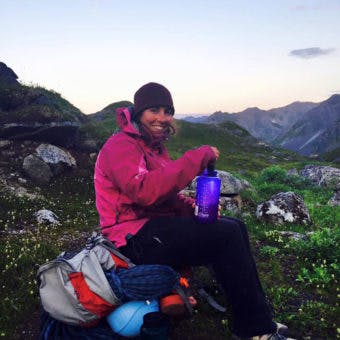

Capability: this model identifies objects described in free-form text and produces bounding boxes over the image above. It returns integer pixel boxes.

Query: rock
[89,153,97,161]
[187,170,251,195]
[36,144,76,175]
[78,138,99,152]
[0,122,80,147]
[218,171,251,194]
[0,62,19,86]
[300,165,340,187]
[256,191,311,225]
[328,186,340,206]
[34,209,60,225]
[0,175,43,200]
[220,195,241,214]
[18,177,27,184]
[23,154,53,184]
[0,140,11,148]
[277,231,308,241]
[287,168,299,177]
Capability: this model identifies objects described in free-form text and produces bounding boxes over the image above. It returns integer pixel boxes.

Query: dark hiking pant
[119,216,277,337]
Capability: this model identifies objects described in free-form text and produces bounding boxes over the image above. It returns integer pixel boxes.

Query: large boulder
[256,191,311,225]
[22,143,77,184]
[23,154,53,184]
[218,170,252,195]
[188,170,251,195]
[300,165,340,187]
[36,143,76,175]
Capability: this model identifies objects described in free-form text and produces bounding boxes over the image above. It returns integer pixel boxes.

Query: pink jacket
[94,107,216,247]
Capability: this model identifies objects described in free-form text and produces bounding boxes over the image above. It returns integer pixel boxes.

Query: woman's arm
[97,137,216,207]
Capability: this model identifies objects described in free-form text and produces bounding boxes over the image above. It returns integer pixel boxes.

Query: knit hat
[133,82,174,118]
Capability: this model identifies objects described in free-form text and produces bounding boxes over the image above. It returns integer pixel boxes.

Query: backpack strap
[88,232,135,268]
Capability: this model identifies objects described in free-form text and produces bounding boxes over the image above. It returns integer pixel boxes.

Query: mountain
[274,94,340,157]
[88,101,132,121]
[181,115,209,123]
[204,102,318,143]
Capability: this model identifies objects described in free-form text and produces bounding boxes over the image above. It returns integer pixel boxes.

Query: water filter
[194,162,221,223]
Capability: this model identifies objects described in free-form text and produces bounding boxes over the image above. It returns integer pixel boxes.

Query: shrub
[258,166,287,183]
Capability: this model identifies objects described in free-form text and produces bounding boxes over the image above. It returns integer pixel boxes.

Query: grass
[0,84,85,124]
[0,143,339,339]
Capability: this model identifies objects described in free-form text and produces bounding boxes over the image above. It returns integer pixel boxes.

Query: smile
[151,125,164,130]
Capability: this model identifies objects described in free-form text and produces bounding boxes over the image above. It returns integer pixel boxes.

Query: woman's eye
[149,107,158,113]
[165,108,174,116]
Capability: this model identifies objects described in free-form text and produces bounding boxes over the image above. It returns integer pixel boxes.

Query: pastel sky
[1,0,340,115]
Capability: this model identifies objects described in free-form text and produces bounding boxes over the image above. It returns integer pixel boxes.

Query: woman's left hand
[192,202,222,219]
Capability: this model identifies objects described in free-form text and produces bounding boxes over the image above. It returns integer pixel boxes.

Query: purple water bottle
[194,162,221,223]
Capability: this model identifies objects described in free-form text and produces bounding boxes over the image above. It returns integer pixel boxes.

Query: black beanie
[133,82,174,118]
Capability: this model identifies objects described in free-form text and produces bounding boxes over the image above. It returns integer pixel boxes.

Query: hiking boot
[232,326,295,340]
[276,322,288,335]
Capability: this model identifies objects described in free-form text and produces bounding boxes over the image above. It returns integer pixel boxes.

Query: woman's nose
[157,109,170,121]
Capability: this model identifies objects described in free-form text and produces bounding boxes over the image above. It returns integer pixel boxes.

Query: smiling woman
[93,82,294,339]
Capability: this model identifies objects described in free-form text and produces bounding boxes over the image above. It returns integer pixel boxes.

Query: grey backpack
[37,233,134,326]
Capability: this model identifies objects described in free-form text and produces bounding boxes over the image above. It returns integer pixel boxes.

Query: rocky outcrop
[256,192,311,225]
[0,62,19,87]
[0,63,87,147]
[0,122,80,147]
[300,165,340,187]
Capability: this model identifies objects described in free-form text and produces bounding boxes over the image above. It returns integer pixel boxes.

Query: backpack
[37,232,134,327]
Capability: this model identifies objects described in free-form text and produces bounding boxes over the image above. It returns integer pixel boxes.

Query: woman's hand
[210,146,220,160]
[192,202,222,219]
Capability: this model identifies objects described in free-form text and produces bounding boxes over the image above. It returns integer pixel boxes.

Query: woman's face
[139,106,174,137]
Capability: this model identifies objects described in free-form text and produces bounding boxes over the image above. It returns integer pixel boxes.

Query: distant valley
[182,96,340,159]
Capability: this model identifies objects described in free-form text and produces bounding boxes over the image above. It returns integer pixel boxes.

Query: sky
[1,0,340,115]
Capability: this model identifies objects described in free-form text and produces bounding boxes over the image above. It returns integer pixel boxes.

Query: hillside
[0,62,88,147]
[185,101,318,143]
[0,63,339,339]
[166,120,302,172]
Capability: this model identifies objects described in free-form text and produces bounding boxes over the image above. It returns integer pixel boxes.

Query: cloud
[289,47,336,59]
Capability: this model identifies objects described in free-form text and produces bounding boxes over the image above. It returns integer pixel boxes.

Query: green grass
[0,84,86,124]
[0,146,339,338]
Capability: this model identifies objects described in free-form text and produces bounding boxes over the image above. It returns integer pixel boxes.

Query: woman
[94,82,292,340]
